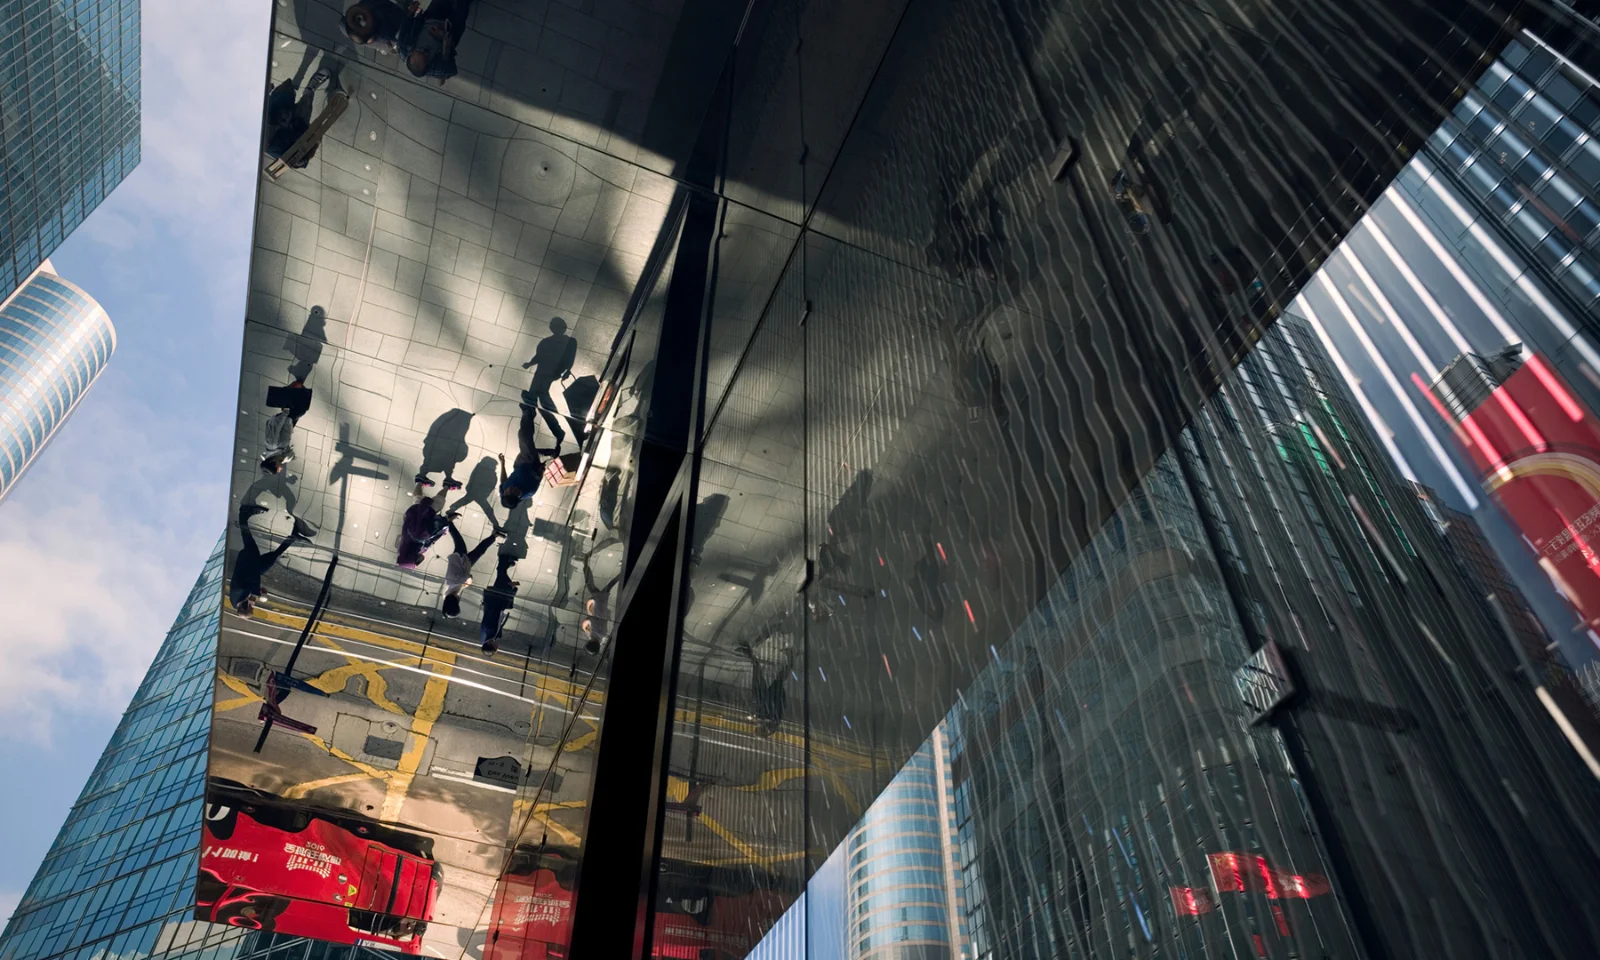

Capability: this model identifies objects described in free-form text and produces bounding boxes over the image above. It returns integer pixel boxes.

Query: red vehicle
[195,784,438,954]
[485,852,789,960]
[485,847,576,960]
[651,862,790,960]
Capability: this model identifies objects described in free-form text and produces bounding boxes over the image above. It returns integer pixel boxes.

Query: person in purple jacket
[396,480,459,568]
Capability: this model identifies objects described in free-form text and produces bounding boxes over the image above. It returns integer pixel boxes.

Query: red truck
[485,847,576,960]
[484,851,788,960]
[195,784,438,954]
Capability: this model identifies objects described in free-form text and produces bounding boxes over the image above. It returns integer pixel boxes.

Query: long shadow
[243,473,300,516]
[417,407,472,486]
[449,455,502,530]
[522,316,581,452]
[328,422,392,553]
[287,306,328,383]
[498,498,533,560]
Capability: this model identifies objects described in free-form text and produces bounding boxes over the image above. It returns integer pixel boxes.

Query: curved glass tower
[0,263,115,500]
[848,726,967,960]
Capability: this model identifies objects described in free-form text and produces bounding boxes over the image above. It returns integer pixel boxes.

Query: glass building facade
[0,264,115,501]
[190,1,1600,958]
[846,726,966,960]
[0,539,226,960]
[0,0,141,294]
[0,537,400,960]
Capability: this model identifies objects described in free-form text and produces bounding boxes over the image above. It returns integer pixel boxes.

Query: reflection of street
[210,592,873,952]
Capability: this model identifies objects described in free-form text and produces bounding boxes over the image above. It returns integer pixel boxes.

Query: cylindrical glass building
[848,727,967,960]
[0,262,115,500]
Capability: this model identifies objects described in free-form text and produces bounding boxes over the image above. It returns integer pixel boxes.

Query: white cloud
[0,0,269,737]
[77,0,270,323]
[0,395,226,738]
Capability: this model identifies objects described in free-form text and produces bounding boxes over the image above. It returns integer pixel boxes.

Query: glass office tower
[845,724,967,960]
[207,1,1600,959]
[0,0,141,294]
[0,263,116,501]
[0,539,227,960]
[0,537,394,960]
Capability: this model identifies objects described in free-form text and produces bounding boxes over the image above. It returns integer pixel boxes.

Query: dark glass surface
[193,1,1600,959]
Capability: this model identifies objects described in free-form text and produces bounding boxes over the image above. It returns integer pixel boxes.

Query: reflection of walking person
[521,316,577,451]
[736,638,789,737]
[480,555,519,655]
[341,0,409,52]
[498,409,543,508]
[441,520,502,618]
[398,0,471,81]
[230,505,309,615]
[397,482,457,568]
[263,70,342,168]
[260,379,312,474]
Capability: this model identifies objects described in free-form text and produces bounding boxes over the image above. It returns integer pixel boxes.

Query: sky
[0,0,270,923]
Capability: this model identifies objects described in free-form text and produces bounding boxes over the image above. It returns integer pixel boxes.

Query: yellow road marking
[283,772,378,800]
[521,799,585,847]
[695,812,806,870]
[703,849,808,868]
[297,731,392,781]
[561,723,597,753]
[216,673,263,712]
[306,658,405,714]
[380,661,452,821]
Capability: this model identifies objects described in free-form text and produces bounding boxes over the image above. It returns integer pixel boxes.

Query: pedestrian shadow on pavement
[417,407,472,486]
[449,455,502,532]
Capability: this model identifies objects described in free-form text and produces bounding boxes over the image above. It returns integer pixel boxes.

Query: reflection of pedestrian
[398,0,471,81]
[261,379,313,474]
[480,555,519,655]
[450,455,503,531]
[521,316,577,450]
[263,70,341,167]
[261,410,296,474]
[441,520,502,618]
[736,637,791,737]
[498,409,543,508]
[397,482,457,568]
[938,313,1008,424]
[340,0,410,52]
[230,505,309,615]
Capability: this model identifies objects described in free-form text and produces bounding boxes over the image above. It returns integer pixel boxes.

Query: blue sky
[0,0,269,922]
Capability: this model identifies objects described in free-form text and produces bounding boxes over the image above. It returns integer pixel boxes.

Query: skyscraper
[0,0,141,293]
[0,538,226,960]
[845,723,968,960]
[0,262,116,501]
[0,534,399,960]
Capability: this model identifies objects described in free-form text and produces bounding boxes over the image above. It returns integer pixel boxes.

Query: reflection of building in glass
[950,440,1343,959]
[935,310,1600,959]
[0,263,115,501]
[1412,480,1557,673]
[1424,32,1600,320]
[1182,315,1600,958]
[847,723,968,960]
[0,0,141,293]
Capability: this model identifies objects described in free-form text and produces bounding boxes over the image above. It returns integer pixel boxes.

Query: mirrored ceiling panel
[199,6,720,954]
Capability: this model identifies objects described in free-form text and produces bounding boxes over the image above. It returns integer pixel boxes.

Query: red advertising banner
[1445,355,1600,629]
